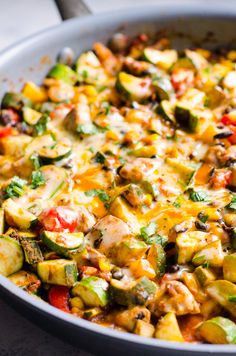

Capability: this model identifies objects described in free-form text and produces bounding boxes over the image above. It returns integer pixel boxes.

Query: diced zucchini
[155,312,184,342]
[143,48,178,70]
[116,72,152,102]
[166,157,195,184]
[72,276,109,307]
[83,307,102,320]
[114,239,148,266]
[41,231,84,254]
[147,244,166,278]
[194,266,216,286]
[198,317,236,344]
[171,57,195,71]
[192,240,224,267]
[152,77,174,100]
[206,280,236,317]
[175,104,199,133]
[3,199,37,230]
[109,197,140,234]
[110,276,157,306]
[156,100,175,123]
[76,51,107,84]
[1,92,31,110]
[176,231,210,264]
[20,237,44,264]
[0,235,24,276]
[223,254,236,282]
[23,107,42,125]
[134,320,155,338]
[47,63,78,85]
[114,306,151,332]
[37,259,78,287]
[25,134,55,157]
[185,49,208,70]
[38,140,72,163]
[0,208,4,234]
[131,145,157,158]
[8,270,41,294]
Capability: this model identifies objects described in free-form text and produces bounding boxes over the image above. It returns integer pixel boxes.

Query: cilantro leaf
[188,188,209,202]
[95,152,106,164]
[101,101,111,115]
[4,176,26,199]
[140,221,157,239]
[85,189,109,203]
[139,222,167,246]
[228,295,236,302]
[30,154,41,170]
[226,196,236,210]
[198,212,209,223]
[34,114,49,136]
[31,171,45,189]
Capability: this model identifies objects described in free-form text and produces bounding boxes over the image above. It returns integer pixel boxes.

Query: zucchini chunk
[3,199,37,230]
[134,320,155,338]
[37,259,78,287]
[223,253,236,282]
[110,276,157,306]
[1,92,31,110]
[38,139,72,163]
[166,157,196,184]
[185,49,208,70]
[8,270,41,294]
[156,100,175,123]
[116,72,152,102]
[198,317,236,344]
[72,276,109,307]
[0,236,24,276]
[23,107,42,125]
[114,239,148,266]
[175,104,199,133]
[206,280,236,317]
[194,266,216,286]
[47,63,78,85]
[25,134,55,157]
[20,237,44,264]
[41,231,84,254]
[155,312,184,342]
[143,48,178,69]
[64,102,95,135]
[152,77,174,101]
[76,51,107,84]
[147,243,166,278]
[192,240,224,267]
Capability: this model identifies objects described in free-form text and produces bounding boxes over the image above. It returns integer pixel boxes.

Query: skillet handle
[55,0,92,20]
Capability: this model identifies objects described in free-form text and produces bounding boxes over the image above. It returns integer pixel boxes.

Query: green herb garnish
[34,114,49,136]
[76,123,97,135]
[95,152,106,164]
[31,171,45,189]
[4,176,26,199]
[85,189,109,203]
[226,196,236,210]
[30,154,41,170]
[188,188,209,202]
[228,295,236,302]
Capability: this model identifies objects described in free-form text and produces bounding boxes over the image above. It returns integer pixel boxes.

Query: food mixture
[1,33,236,344]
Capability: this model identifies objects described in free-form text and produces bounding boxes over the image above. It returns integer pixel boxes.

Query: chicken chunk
[119,158,160,182]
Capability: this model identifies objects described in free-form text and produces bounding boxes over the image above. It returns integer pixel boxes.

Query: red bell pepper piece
[48,285,70,313]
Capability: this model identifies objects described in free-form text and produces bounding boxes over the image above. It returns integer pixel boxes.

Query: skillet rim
[1,4,236,353]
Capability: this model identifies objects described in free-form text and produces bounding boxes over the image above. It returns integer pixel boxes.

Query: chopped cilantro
[101,101,111,115]
[139,222,167,246]
[173,195,184,208]
[95,152,106,164]
[97,85,107,93]
[228,295,236,302]
[198,212,209,223]
[4,176,26,199]
[88,146,95,153]
[81,69,88,79]
[188,188,209,202]
[202,261,209,269]
[31,171,45,189]
[140,221,157,239]
[85,189,109,203]
[30,154,41,170]
[142,181,159,198]
[34,114,49,136]
[226,195,236,210]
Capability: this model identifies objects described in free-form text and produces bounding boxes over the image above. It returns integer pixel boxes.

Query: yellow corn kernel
[106,130,120,141]
[123,130,141,144]
[143,194,153,207]
[98,258,112,272]
[130,259,156,279]
[83,85,97,97]
[70,297,84,309]
[143,134,159,144]
[227,50,236,61]
[22,82,48,103]
[132,145,157,158]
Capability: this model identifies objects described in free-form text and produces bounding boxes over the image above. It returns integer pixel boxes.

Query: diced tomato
[48,286,70,313]
[228,126,236,145]
[221,112,236,126]
[0,126,13,138]
[210,169,232,189]
[39,206,78,232]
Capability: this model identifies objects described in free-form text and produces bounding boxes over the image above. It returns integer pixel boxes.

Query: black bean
[214,131,233,139]
[195,220,209,231]
[164,242,175,251]
[226,184,236,192]
[166,264,180,273]
[135,312,145,320]
[111,267,124,280]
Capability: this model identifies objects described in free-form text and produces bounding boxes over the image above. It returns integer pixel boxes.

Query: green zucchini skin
[37,259,78,287]
[47,64,78,85]
[110,276,157,306]
[20,237,44,264]
[72,276,109,307]
[116,72,152,102]
[1,92,32,111]
[8,270,41,294]
[0,235,24,276]
[175,105,199,132]
[38,141,72,163]
[40,231,84,255]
